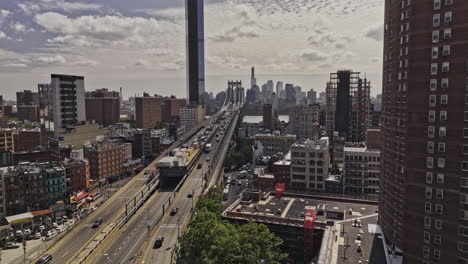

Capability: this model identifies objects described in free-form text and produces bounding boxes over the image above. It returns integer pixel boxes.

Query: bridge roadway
[40,111,223,264]
[142,109,240,263]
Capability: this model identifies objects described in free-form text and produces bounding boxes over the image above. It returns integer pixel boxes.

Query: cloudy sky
[0,0,384,100]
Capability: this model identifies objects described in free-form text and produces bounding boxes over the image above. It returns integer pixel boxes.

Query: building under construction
[326,70,370,143]
[222,186,383,263]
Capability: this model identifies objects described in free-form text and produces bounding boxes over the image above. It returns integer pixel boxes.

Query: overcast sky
[0,0,384,100]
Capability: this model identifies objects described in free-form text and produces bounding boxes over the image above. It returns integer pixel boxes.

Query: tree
[178,187,287,264]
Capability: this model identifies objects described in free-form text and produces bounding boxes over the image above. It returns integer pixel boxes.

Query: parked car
[153,236,164,248]
[36,254,52,264]
[92,218,103,228]
[144,170,150,175]
[197,164,202,169]
[4,242,20,249]
[170,208,178,216]
[34,232,42,239]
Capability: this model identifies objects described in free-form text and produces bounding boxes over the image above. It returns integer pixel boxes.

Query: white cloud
[70,60,100,66]
[0,9,11,25]
[3,63,28,68]
[0,31,8,39]
[10,22,34,33]
[36,55,67,64]
[365,25,383,42]
[135,59,150,67]
[19,0,101,14]
[298,49,328,62]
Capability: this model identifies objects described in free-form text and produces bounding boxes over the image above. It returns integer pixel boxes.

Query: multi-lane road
[38,111,224,264]
[143,109,240,263]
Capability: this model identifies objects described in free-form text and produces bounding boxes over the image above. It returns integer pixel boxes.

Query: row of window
[432,12,452,27]
[427,141,446,153]
[432,28,451,43]
[431,62,450,75]
[425,202,444,215]
[424,231,442,245]
[423,246,440,260]
[434,0,453,10]
[428,110,447,122]
[428,94,448,106]
[425,187,444,200]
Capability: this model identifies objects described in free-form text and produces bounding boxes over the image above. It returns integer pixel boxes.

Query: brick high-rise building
[85,88,120,127]
[288,104,320,140]
[84,141,126,182]
[379,1,468,263]
[162,96,187,123]
[13,129,41,152]
[135,94,163,129]
[326,70,370,142]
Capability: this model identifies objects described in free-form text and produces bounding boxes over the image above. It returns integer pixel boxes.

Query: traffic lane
[50,178,150,263]
[99,190,173,264]
[147,161,205,263]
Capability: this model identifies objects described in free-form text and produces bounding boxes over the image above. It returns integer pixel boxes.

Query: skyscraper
[379,1,468,263]
[251,67,257,88]
[186,0,205,106]
[326,70,370,143]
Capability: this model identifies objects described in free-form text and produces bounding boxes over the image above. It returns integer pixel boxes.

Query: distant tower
[186,0,205,106]
[251,67,257,88]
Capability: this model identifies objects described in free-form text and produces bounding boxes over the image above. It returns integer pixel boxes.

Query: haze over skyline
[0,0,384,100]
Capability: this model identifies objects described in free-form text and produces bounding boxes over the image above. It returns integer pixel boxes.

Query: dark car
[197,164,202,169]
[92,218,103,228]
[153,236,164,248]
[170,208,178,216]
[187,191,194,198]
[36,254,52,264]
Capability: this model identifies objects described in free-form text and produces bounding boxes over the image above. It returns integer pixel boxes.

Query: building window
[423,246,430,258]
[444,11,452,23]
[427,141,435,153]
[462,161,468,172]
[438,158,445,168]
[427,157,434,168]
[437,173,444,184]
[440,111,447,121]
[433,14,441,26]
[464,128,468,138]
[440,94,448,105]
[459,242,468,253]
[436,189,444,200]
[445,0,453,6]
[425,202,432,213]
[429,95,437,106]
[424,231,431,243]
[436,204,443,215]
[428,126,435,138]
[434,234,441,244]
[435,219,442,229]
[439,127,446,137]
[442,62,450,72]
[458,226,468,237]
[441,78,449,89]
[424,216,431,228]
[434,249,441,260]
[432,30,440,43]
[466,77,468,90]
[444,28,451,39]
[431,63,438,75]
[443,45,450,56]
[432,46,439,58]
[430,79,437,90]
[463,145,468,155]
[426,187,433,199]
[438,142,446,153]
[426,172,433,184]
[429,110,436,122]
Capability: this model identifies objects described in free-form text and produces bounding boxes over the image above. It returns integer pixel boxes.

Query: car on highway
[197,164,202,169]
[170,208,179,216]
[92,218,103,228]
[35,254,52,264]
[206,156,210,162]
[187,191,194,198]
[153,236,164,248]
[144,170,150,175]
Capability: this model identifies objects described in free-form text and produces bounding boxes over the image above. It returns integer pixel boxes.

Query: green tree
[178,187,287,264]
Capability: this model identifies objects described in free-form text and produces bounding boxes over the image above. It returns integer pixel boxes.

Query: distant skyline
[0,0,384,100]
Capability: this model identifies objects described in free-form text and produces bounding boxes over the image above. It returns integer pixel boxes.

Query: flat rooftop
[224,192,378,227]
